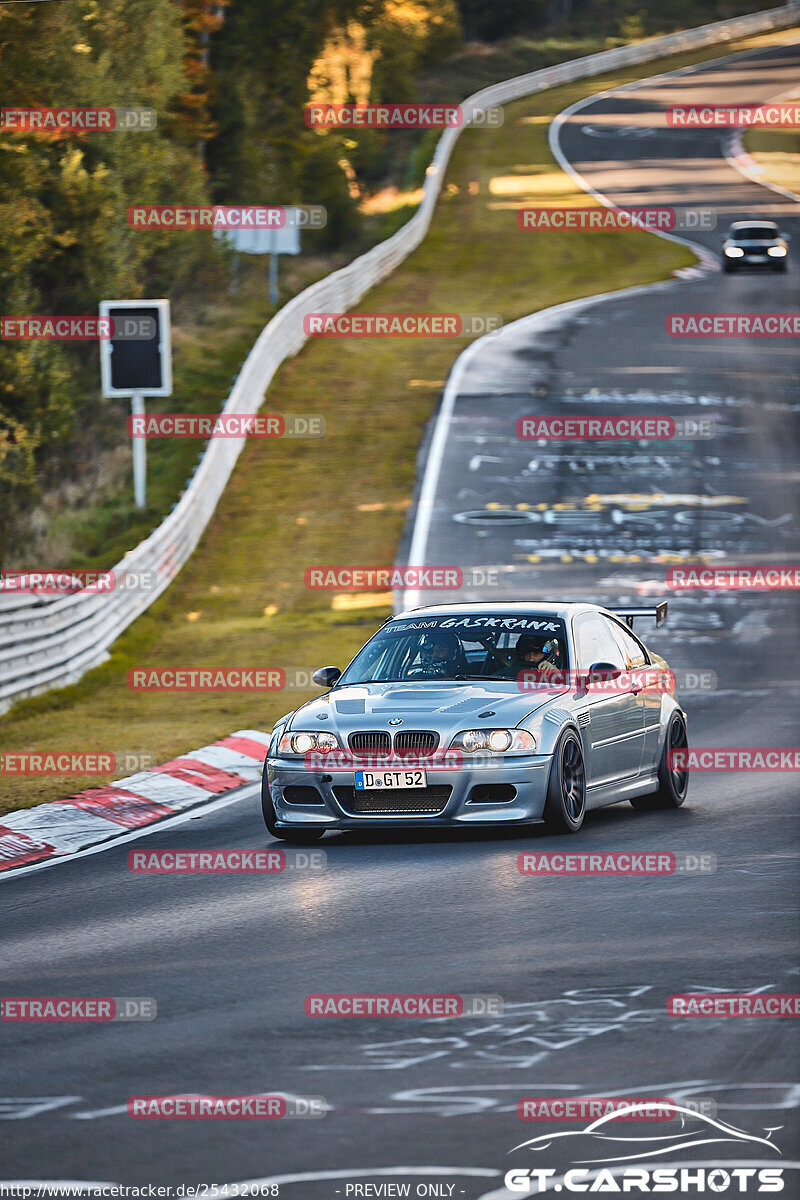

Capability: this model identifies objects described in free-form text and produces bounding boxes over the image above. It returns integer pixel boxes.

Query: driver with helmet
[514,633,562,682]
[415,629,466,678]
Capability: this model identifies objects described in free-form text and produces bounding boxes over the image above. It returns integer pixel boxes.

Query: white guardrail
[1,3,798,712]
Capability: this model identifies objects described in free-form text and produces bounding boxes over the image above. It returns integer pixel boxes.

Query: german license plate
[355,769,427,790]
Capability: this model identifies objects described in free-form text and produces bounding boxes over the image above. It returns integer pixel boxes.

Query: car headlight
[767,246,787,257]
[450,729,536,754]
[278,730,340,755]
[724,246,744,257]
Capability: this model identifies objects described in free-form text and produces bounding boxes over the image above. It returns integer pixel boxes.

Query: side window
[573,616,626,671]
[605,619,648,668]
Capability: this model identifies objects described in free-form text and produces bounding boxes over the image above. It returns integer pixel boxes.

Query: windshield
[337,614,569,685]
[729,225,778,241]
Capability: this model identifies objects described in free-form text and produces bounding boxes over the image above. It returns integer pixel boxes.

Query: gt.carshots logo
[1,997,156,1021]
[668,313,800,336]
[303,313,502,337]
[305,993,503,1017]
[667,566,800,590]
[503,1168,785,1194]
[505,1104,785,1193]
[668,748,800,772]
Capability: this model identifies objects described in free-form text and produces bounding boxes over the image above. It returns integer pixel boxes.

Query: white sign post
[99,299,172,510]
[214,219,300,303]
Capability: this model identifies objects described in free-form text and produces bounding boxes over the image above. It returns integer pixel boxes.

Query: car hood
[288,680,568,740]
[725,237,782,246]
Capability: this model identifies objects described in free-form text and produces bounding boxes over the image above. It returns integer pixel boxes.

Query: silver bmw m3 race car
[262,601,689,842]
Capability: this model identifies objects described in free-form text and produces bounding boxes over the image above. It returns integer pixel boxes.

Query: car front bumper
[265,755,553,829]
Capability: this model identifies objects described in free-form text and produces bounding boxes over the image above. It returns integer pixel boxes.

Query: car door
[572,613,645,790]
[606,617,662,775]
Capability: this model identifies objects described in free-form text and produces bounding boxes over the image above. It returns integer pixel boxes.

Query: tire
[261,771,325,844]
[723,262,734,273]
[543,730,586,833]
[631,713,689,811]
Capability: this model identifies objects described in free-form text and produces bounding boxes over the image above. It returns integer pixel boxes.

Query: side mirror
[312,665,341,688]
[586,662,622,687]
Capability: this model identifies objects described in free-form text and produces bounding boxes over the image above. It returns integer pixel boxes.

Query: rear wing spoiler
[608,602,668,629]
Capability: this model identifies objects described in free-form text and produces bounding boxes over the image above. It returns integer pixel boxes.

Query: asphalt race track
[2,39,799,1197]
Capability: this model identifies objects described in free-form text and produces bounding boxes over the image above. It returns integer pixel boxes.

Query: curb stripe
[0,729,270,872]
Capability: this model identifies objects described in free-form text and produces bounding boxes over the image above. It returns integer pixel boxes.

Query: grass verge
[742,127,800,195]
[0,26,794,815]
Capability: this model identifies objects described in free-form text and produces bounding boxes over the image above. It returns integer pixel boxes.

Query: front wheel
[631,713,689,811]
[261,773,325,844]
[543,730,586,833]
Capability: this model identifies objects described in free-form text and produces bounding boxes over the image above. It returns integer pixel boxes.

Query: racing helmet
[516,633,558,660]
[419,629,461,668]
